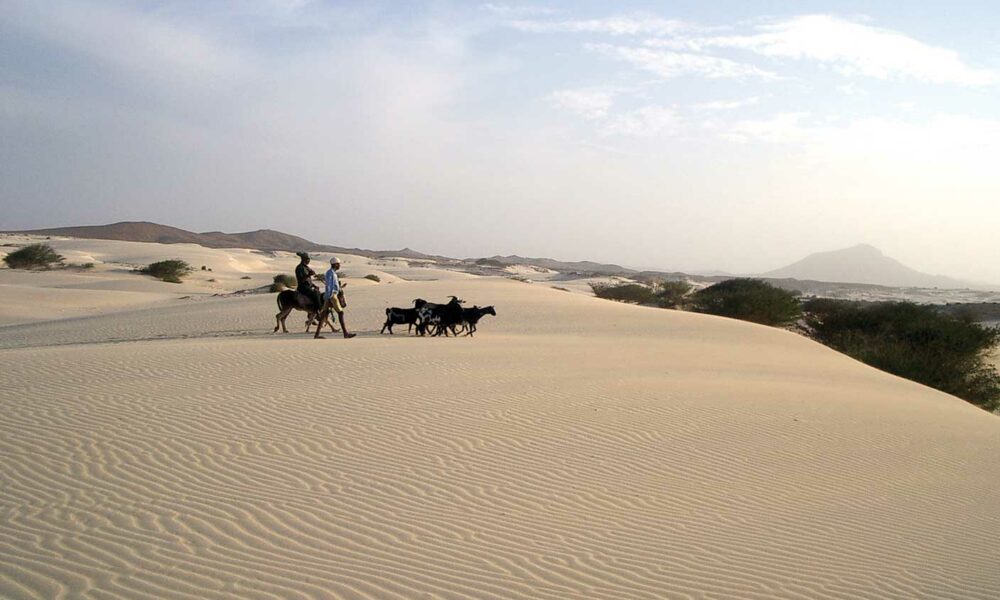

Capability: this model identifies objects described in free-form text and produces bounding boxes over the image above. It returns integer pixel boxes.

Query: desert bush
[590,282,656,305]
[804,299,1000,411]
[475,258,505,267]
[654,280,692,308]
[240,275,252,280]
[365,274,381,282]
[270,273,296,292]
[140,259,193,283]
[3,243,64,269]
[690,278,801,326]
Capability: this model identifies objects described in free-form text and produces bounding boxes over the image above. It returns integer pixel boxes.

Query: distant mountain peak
[765,244,973,289]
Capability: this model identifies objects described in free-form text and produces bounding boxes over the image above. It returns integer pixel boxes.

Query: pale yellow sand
[2,238,999,599]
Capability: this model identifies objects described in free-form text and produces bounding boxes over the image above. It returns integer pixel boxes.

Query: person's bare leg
[314,307,328,339]
[338,311,355,338]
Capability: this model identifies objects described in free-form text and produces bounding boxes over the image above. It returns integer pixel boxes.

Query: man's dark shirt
[295,263,316,287]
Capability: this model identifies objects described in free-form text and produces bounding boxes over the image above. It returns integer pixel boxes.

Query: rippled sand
[2,239,999,599]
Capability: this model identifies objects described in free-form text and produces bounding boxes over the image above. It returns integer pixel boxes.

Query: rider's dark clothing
[295,262,323,310]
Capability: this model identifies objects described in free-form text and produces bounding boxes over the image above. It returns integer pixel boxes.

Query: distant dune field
[2,236,999,600]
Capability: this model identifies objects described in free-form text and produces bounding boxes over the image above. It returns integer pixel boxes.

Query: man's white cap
[330,256,341,265]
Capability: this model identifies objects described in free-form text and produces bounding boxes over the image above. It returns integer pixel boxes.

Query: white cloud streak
[693,97,760,111]
[511,14,688,36]
[589,44,778,80]
[649,15,996,85]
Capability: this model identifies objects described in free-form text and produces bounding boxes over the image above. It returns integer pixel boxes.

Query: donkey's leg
[277,307,294,333]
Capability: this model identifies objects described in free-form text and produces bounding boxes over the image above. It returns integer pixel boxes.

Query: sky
[2,1,999,282]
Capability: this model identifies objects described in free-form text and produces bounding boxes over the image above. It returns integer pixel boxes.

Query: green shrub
[270,273,296,292]
[654,280,692,308]
[3,243,64,269]
[590,282,656,304]
[690,278,801,326]
[140,259,193,283]
[365,274,381,283]
[804,299,1000,411]
[475,258,506,267]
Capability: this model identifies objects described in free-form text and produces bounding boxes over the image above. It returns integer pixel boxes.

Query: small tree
[690,278,801,326]
[140,259,193,283]
[270,273,296,292]
[590,282,656,305]
[654,280,692,308]
[804,299,1000,411]
[3,243,64,269]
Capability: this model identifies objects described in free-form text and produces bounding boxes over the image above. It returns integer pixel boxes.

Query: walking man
[315,256,356,339]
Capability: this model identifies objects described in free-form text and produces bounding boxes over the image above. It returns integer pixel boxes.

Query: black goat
[381,300,425,335]
[417,296,465,336]
[459,305,496,337]
[433,296,466,337]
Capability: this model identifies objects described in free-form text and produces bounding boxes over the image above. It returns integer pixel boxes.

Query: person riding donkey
[315,256,356,339]
[294,251,324,312]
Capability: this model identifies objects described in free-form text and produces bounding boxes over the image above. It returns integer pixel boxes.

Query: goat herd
[273,291,496,337]
[382,297,496,337]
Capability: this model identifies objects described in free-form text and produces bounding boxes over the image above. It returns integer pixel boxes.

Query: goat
[381,304,421,335]
[459,305,496,337]
[413,298,440,335]
[429,296,466,337]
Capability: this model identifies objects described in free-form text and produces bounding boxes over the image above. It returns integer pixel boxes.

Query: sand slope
[2,240,999,599]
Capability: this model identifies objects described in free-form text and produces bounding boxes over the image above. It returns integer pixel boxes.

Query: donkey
[273,289,337,334]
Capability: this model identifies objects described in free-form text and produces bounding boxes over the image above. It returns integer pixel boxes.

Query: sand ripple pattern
[3,281,1000,599]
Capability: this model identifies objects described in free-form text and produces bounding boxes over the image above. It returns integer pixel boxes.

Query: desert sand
[2,236,999,599]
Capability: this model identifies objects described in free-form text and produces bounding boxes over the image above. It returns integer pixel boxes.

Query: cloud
[510,14,688,36]
[693,97,760,111]
[671,15,996,85]
[589,44,778,80]
[723,112,810,144]
[481,4,557,17]
[722,112,1000,172]
[3,0,244,89]
[549,89,615,119]
[601,106,677,136]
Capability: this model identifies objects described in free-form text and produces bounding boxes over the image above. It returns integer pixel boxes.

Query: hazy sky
[2,1,999,281]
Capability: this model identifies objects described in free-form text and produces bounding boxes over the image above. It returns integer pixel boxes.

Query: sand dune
[2,237,999,599]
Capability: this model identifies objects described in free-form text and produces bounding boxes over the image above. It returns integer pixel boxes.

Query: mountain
[483,255,633,275]
[11,221,441,260]
[764,244,976,289]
